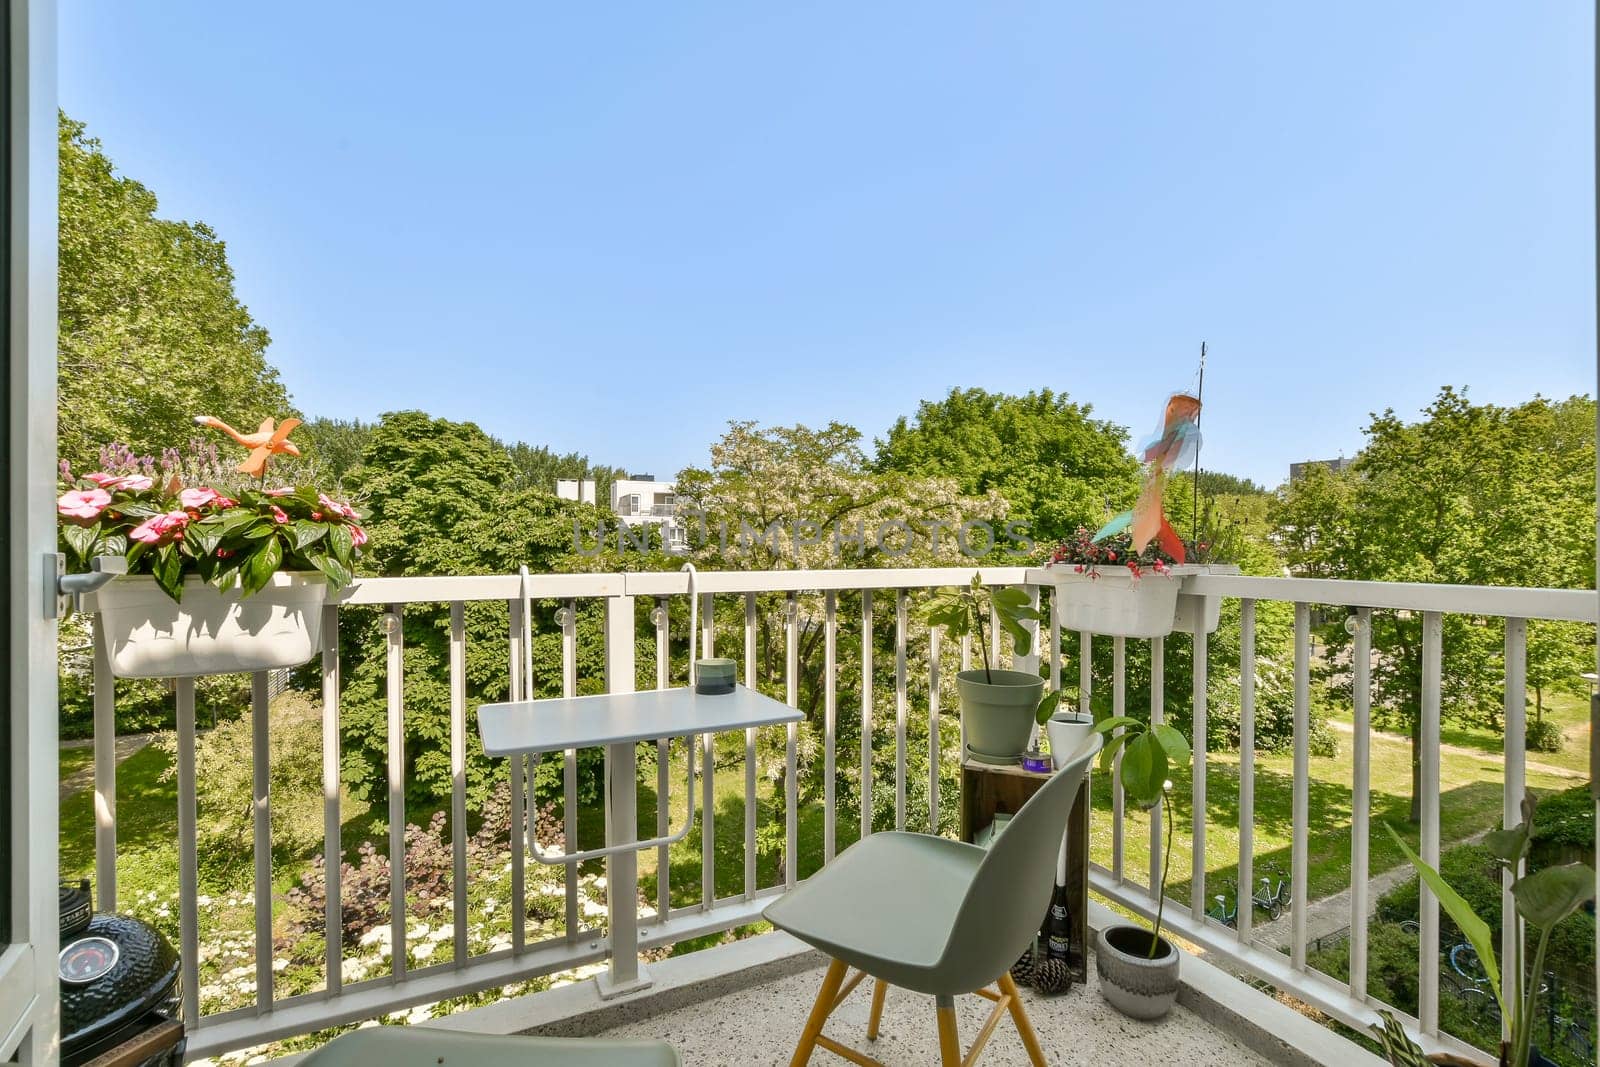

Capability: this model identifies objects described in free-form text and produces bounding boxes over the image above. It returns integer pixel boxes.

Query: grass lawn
[59,745,94,784]
[1438,688,1594,777]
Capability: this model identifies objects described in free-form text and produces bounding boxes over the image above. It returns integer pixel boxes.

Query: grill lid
[60,913,180,1058]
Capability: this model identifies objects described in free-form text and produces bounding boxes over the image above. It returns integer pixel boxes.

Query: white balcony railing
[76,568,1598,1063]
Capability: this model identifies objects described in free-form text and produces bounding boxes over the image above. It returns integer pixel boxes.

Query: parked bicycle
[1250,864,1291,920]
[1207,886,1238,928]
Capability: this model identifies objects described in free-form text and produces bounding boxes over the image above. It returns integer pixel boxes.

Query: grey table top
[477,685,804,756]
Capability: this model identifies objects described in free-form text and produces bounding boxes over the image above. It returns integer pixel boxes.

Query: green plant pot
[955,669,1045,764]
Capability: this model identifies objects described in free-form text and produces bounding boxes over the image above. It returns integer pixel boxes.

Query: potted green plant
[923,576,1046,764]
[1374,794,1595,1067]
[58,437,365,678]
[1087,709,1193,1019]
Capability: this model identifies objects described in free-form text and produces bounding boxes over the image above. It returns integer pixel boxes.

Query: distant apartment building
[556,473,688,552]
[1288,456,1354,482]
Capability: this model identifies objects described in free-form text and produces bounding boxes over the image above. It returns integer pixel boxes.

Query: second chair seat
[764,831,985,994]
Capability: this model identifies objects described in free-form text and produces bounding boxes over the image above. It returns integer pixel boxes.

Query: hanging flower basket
[1027,564,1239,639]
[93,572,327,679]
[1034,566,1181,639]
[58,430,362,679]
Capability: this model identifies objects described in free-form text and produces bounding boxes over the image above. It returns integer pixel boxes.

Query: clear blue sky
[61,4,1594,489]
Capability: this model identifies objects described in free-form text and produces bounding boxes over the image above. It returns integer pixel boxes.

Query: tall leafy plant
[1382,794,1596,1067]
[1091,711,1193,957]
[923,575,1042,684]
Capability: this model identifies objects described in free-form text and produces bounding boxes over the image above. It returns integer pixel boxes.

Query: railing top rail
[1184,572,1598,623]
[86,566,1581,617]
[329,566,1035,604]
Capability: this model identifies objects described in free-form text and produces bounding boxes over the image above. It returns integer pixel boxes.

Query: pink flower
[129,511,189,544]
[318,493,360,521]
[270,506,290,525]
[85,472,153,492]
[350,525,368,548]
[58,488,112,520]
[178,486,224,510]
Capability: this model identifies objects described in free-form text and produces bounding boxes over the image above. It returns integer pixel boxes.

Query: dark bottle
[1045,881,1071,960]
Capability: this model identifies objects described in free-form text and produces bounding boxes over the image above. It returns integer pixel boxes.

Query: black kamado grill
[58,880,185,1067]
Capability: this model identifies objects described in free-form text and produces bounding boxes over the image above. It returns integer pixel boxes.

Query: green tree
[334,411,638,808]
[297,417,374,487]
[1272,388,1598,819]
[873,388,1140,548]
[58,113,292,467]
[497,439,625,499]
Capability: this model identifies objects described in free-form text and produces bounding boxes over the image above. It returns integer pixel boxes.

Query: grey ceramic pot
[955,668,1045,763]
[1095,924,1180,1020]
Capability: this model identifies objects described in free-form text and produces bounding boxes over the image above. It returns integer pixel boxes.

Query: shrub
[1526,718,1565,753]
[155,691,366,881]
[1531,784,1595,856]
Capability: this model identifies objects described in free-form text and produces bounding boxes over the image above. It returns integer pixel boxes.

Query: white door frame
[0,0,58,1060]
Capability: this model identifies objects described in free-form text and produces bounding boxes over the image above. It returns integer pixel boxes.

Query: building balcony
[68,567,1599,1066]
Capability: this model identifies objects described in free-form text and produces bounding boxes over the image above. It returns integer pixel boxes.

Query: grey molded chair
[763,734,1102,1067]
[297,1025,681,1067]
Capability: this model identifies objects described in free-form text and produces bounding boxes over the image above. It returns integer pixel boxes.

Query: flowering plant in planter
[1048,526,1186,580]
[57,440,365,602]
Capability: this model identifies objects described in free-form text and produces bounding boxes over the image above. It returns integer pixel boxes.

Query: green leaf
[1035,688,1066,725]
[217,507,260,534]
[1120,734,1167,808]
[1384,823,1502,1013]
[99,533,127,559]
[926,602,970,636]
[996,612,1033,657]
[328,523,354,567]
[1151,723,1192,767]
[1511,863,1596,929]
[184,521,223,558]
[310,552,351,589]
[1482,824,1530,869]
[152,545,183,602]
[1097,730,1131,773]
[241,537,284,598]
[61,522,98,562]
[291,520,329,551]
[1090,715,1139,736]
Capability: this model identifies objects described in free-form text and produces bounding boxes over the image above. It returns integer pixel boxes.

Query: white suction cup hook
[1344,613,1362,637]
[682,562,698,686]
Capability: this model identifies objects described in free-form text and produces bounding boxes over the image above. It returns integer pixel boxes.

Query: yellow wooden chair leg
[997,973,1047,1067]
[936,997,961,1067]
[790,958,849,1067]
[866,979,888,1041]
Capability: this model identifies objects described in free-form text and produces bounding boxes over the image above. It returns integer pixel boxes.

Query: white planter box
[1027,564,1239,639]
[92,573,327,679]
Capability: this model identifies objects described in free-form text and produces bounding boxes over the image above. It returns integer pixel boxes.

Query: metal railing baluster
[1418,611,1442,1034]
[861,590,873,840]
[321,604,343,990]
[92,619,116,912]
[895,590,908,831]
[1191,626,1208,921]
[744,592,758,899]
[449,603,468,968]
[1236,603,1255,946]
[1290,603,1309,968]
[252,671,272,1009]
[385,607,407,980]
[1349,606,1372,997]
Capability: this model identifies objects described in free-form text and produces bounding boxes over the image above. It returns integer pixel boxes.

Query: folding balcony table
[477,684,802,997]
